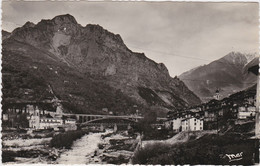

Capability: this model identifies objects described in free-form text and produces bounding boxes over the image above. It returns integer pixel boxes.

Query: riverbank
[2,130,87,164]
[2,129,140,164]
[55,130,139,164]
[56,131,109,164]
[2,136,61,164]
[97,132,138,164]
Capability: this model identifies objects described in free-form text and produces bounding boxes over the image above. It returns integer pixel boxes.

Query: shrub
[132,133,256,165]
[2,151,16,163]
[33,135,43,139]
[107,155,129,164]
[98,143,105,149]
[49,130,87,149]
[132,143,171,164]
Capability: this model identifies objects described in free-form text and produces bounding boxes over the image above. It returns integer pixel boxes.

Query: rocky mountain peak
[23,21,35,28]
[85,24,125,45]
[3,14,201,115]
[52,14,78,25]
[222,51,245,61]
[9,14,127,52]
[157,63,169,73]
[221,52,256,66]
[244,53,257,63]
[179,52,257,102]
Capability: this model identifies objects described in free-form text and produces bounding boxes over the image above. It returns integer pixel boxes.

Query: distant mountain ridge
[179,52,258,102]
[2,14,201,116]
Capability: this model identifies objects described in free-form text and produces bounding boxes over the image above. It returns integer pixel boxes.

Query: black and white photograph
[1,1,259,165]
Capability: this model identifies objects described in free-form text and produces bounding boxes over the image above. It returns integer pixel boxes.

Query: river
[56,131,110,164]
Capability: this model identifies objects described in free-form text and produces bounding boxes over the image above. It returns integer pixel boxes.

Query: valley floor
[2,122,258,165]
[2,130,139,164]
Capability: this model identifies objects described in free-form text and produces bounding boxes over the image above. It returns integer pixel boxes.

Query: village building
[102,108,108,113]
[172,117,183,132]
[214,89,220,100]
[30,116,63,129]
[237,106,255,119]
[29,108,63,129]
[2,104,35,128]
[204,110,216,122]
[65,118,77,124]
[165,84,256,131]
[181,117,203,131]
[29,103,76,130]
[2,114,8,121]
[165,111,204,132]
[163,120,173,129]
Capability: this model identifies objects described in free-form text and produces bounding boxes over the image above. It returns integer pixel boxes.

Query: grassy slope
[133,132,257,165]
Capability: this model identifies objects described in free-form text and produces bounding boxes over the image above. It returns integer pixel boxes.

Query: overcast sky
[2,1,259,76]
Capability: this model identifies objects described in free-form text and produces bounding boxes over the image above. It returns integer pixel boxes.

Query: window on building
[194,127,196,130]
[194,123,196,125]
[200,127,202,130]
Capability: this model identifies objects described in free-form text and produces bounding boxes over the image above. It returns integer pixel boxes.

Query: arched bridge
[80,117,138,128]
[83,117,137,124]
[62,113,167,127]
[62,113,146,123]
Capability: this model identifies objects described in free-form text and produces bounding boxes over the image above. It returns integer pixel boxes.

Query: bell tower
[214,89,220,100]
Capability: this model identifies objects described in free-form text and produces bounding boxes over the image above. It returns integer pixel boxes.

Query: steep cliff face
[3,14,201,116]
[179,52,258,102]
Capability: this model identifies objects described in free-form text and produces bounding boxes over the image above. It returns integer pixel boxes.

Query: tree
[143,111,157,124]
[135,110,157,137]
[15,113,29,128]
